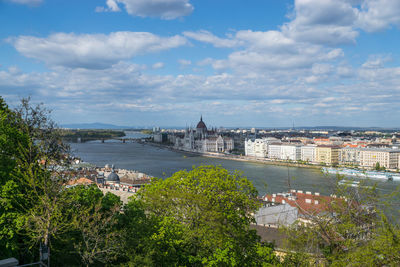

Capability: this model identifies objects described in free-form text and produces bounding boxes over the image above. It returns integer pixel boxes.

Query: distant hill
[61,122,132,129]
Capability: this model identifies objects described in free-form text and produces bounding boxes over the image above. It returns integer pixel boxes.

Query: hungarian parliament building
[174,116,234,153]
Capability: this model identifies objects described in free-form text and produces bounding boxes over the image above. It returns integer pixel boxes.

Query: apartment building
[339,147,361,166]
[301,145,317,162]
[245,137,281,158]
[315,146,340,165]
[280,144,301,161]
[359,149,400,170]
[245,139,267,158]
[268,143,282,159]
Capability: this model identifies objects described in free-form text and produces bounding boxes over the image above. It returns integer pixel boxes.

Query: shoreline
[145,143,400,177]
[141,141,323,170]
[74,140,400,176]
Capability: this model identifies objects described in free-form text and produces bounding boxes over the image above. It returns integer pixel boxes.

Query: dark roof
[107,171,120,182]
[196,116,207,129]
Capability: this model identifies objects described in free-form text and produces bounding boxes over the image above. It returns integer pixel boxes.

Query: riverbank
[70,141,400,197]
[142,141,323,170]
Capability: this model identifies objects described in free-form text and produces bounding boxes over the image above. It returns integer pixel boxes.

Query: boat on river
[338,180,360,187]
[323,167,400,181]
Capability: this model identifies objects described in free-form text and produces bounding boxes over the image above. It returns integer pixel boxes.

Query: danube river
[70,140,399,196]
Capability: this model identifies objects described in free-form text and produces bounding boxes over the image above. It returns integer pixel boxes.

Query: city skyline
[1,0,400,127]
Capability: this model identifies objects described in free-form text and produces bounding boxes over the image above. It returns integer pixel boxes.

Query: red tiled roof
[67,177,94,185]
[263,191,343,215]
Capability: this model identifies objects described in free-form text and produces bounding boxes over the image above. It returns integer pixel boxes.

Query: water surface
[70,142,399,196]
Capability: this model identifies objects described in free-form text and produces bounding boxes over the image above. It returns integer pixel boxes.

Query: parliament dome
[196,116,207,129]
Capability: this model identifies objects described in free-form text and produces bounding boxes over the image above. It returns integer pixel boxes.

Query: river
[70,136,400,196]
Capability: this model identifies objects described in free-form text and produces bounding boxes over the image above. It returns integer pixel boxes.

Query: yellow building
[315,146,340,165]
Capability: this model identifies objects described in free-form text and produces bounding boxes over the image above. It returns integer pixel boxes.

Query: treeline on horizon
[60,129,126,142]
[1,97,400,266]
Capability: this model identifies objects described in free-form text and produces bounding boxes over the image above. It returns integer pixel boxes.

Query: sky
[1,0,400,128]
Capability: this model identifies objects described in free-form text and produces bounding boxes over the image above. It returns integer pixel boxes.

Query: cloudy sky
[1,0,400,127]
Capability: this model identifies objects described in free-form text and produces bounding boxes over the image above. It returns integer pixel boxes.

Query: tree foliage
[128,165,279,266]
[6,96,400,266]
[0,98,278,267]
[0,97,77,264]
[282,175,400,266]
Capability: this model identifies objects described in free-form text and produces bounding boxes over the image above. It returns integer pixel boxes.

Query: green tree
[49,185,124,266]
[0,97,33,261]
[14,97,70,167]
[0,97,70,264]
[128,165,278,266]
[375,162,381,171]
[282,175,400,266]
[72,201,122,267]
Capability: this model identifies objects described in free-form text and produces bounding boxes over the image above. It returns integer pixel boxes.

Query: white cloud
[281,0,359,45]
[4,0,400,126]
[95,0,121,12]
[336,65,354,77]
[183,28,344,74]
[235,30,294,51]
[311,63,332,75]
[106,0,121,11]
[304,75,321,84]
[10,32,187,69]
[152,62,164,69]
[361,55,392,68]
[98,0,194,19]
[222,39,342,73]
[357,0,400,32]
[2,58,400,126]
[280,0,400,45]
[183,31,239,48]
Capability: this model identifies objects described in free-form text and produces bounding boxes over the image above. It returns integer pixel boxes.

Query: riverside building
[280,144,301,161]
[245,139,268,158]
[244,137,280,158]
[315,146,340,165]
[359,148,400,170]
[301,145,317,163]
[174,116,234,153]
[268,143,283,159]
[339,147,361,166]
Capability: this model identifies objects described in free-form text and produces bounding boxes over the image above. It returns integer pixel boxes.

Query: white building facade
[245,139,267,158]
[280,144,301,161]
[301,145,316,162]
[268,144,282,159]
[359,149,400,170]
[196,136,234,153]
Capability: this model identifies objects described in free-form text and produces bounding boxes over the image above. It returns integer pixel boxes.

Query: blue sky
[1,0,400,128]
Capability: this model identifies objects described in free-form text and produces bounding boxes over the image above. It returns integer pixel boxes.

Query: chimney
[315,192,320,196]
[306,191,312,195]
